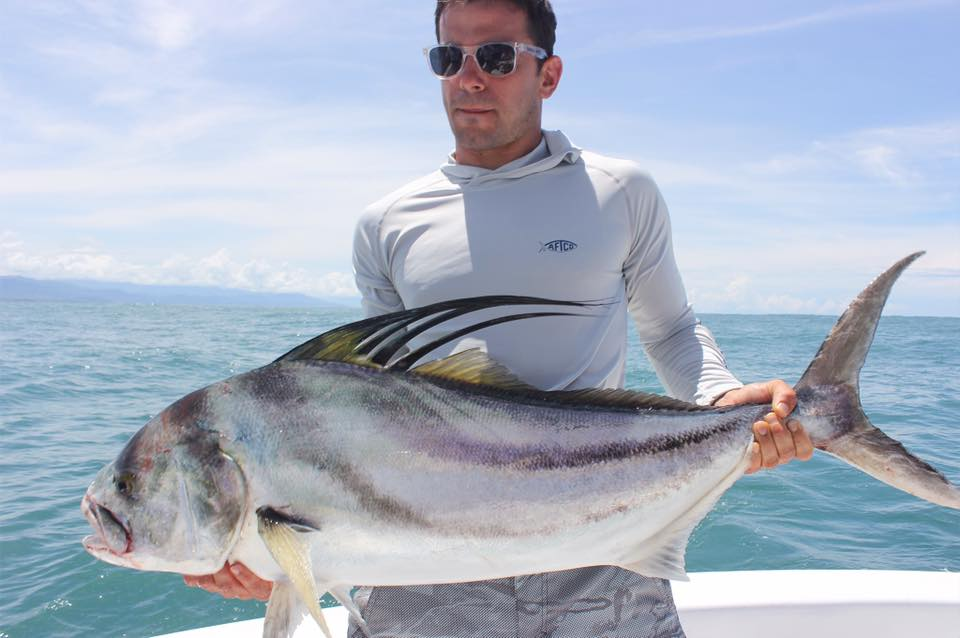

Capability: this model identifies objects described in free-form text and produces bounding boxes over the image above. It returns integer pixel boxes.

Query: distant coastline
[0,276,358,309]
[2,275,951,318]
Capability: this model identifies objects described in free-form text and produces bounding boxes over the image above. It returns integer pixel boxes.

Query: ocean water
[1,301,958,638]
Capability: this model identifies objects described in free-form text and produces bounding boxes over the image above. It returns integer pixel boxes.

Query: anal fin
[258,509,332,638]
[619,449,751,582]
[618,524,693,582]
[264,581,308,638]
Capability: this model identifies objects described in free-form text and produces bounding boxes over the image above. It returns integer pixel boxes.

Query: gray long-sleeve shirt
[352,129,741,405]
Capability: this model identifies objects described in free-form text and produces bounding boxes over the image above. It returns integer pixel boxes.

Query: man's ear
[539,55,563,99]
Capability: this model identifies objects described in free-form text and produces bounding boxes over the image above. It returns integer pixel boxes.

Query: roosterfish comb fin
[275,295,598,369]
[388,309,589,371]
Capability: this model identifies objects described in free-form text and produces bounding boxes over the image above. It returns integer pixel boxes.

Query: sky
[1,0,958,316]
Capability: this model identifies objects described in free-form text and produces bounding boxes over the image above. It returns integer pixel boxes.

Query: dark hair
[434,0,557,58]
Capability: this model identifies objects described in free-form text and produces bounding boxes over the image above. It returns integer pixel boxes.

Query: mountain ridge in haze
[0,276,357,308]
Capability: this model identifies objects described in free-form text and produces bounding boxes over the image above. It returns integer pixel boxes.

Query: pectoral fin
[258,508,332,638]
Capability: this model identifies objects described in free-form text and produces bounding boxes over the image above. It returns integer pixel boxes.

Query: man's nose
[457,55,486,92]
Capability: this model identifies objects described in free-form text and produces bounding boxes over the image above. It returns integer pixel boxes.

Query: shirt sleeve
[621,172,742,405]
[352,205,405,319]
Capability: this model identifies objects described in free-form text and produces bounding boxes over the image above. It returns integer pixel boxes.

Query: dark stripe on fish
[242,364,307,407]
[328,461,432,529]
[420,415,750,471]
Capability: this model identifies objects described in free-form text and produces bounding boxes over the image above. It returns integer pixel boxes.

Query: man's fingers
[211,565,245,598]
[229,563,273,601]
[789,420,815,461]
[745,441,762,474]
[767,413,797,464]
[186,573,217,593]
[183,563,271,601]
[716,383,766,407]
[715,379,797,418]
[749,416,815,473]
[753,419,780,469]
[768,380,797,419]
[183,574,203,588]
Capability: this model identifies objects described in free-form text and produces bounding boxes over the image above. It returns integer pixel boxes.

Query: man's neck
[454,131,544,170]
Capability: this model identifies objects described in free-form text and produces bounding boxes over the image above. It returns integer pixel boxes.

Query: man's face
[437,1,554,162]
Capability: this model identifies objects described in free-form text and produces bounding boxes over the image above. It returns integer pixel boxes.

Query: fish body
[81,253,960,637]
[191,359,761,587]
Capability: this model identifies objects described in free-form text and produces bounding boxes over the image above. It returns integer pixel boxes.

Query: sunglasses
[424,42,548,79]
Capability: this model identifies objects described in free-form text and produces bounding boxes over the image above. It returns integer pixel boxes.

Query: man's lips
[455,107,494,115]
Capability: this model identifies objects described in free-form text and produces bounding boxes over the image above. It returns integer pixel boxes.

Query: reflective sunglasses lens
[476,43,516,76]
[429,46,462,77]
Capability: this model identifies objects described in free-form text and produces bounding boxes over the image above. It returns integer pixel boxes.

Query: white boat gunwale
[152,569,960,638]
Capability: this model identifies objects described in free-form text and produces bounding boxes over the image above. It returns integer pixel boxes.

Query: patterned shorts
[347,566,685,638]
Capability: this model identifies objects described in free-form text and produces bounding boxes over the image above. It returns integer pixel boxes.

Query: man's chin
[452,129,509,152]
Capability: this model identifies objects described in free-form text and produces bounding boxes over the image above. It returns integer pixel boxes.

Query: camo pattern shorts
[347,566,685,638]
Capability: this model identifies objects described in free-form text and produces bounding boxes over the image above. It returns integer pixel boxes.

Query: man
[186,1,813,636]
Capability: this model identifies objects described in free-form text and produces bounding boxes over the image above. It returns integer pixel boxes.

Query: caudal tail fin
[796,252,960,510]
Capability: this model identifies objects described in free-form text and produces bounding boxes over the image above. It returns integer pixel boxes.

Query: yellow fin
[258,511,332,638]
[412,350,709,413]
[411,349,535,390]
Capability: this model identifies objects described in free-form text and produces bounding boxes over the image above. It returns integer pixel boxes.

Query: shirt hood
[441,129,582,186]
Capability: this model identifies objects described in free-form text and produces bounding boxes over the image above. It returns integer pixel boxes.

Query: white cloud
[48,0,292,52]
[587,0,959,51]
[855,145,910,184]
[682,237,960,316]
[749,122,959,188]
[0,232,358,297]
[687,271,842,316]
[1,234,146,282]
[138,0,197,50]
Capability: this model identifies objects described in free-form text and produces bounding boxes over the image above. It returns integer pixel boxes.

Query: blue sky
[1,0,957,315]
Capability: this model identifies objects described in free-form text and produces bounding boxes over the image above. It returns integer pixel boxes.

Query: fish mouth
[81,493,132,559]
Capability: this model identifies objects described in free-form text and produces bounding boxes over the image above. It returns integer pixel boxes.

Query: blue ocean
[1,301,958,637]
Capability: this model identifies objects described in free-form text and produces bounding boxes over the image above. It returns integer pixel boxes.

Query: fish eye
[114,472,136,496]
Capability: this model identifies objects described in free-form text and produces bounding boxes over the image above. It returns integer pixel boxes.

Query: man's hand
[183,562,273,601]
[715,380,814,474]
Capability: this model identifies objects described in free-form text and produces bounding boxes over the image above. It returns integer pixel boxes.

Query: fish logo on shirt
[539,240,578,254]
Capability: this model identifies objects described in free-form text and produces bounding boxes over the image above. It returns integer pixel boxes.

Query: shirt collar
[441,130,581,185]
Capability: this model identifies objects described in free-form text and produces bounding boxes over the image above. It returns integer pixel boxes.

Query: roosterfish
[81,252,960,637]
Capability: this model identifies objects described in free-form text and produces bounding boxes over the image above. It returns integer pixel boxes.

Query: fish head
[82,387,248,575]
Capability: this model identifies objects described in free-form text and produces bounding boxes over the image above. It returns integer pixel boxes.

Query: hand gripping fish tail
[80,252,959,638]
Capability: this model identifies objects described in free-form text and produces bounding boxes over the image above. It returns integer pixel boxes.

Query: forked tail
[795,252,960,509]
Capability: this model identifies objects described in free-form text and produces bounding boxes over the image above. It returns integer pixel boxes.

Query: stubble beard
[449,97,542,153]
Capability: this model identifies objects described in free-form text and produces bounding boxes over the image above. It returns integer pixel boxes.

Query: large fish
[81,253,960,638]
